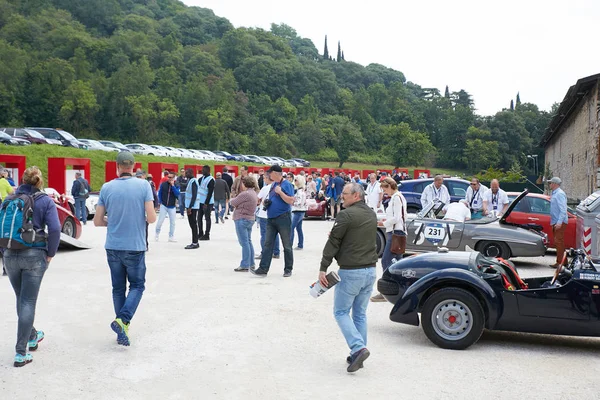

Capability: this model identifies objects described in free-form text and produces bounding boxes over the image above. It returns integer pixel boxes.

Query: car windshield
[57,130,76,140]
[24,129,45,139]
[0,132,11,139]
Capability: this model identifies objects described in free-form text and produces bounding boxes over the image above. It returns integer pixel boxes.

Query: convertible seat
[497,258,528,290]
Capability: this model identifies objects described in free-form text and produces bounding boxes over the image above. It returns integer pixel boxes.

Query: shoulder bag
[390,193,406,254]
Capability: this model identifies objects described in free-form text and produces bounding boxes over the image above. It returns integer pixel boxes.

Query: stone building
[541,73,600,201]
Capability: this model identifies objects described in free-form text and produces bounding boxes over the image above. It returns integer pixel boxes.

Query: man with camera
[250,165,295,277]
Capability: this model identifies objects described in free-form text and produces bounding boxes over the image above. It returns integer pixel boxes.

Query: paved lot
[1,216,599,400]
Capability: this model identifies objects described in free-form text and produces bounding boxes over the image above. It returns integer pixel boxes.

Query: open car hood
[500,189,528,223]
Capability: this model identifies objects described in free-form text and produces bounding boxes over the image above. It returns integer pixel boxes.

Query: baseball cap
[116,151,135,165]
[267,165,283,173]
[547,177,562,185]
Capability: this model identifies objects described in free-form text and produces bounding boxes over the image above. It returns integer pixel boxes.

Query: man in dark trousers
[250,165,295,278]
[176,168,189,219]
[71,172,90,225]
[197,165,215,241]
[184,168,200,249]
[318,182,377,373]
[214,172,230,224]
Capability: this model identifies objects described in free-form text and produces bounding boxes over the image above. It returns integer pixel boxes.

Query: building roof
[540,73,600,146]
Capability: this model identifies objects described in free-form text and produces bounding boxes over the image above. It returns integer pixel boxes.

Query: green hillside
[0,0,552,173]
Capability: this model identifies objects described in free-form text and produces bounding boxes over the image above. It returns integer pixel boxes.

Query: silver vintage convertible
[376,191,547,259]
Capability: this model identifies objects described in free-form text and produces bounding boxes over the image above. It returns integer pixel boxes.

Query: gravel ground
[1,216,599,400]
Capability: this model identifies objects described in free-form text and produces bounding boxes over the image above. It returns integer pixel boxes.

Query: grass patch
[0,145,471,191]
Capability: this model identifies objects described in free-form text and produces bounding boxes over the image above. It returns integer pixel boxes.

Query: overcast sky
[186,0,599,116]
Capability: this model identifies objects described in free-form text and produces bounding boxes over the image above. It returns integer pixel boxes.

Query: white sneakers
[156,235,177,243]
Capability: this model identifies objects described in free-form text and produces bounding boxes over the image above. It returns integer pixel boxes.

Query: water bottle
[309,271,341,298]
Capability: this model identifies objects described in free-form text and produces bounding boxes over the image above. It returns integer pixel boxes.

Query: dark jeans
[178,193,186,216]
[198,204,213,236]
[188,209,199,244]
[258,216,280,256]
[106,249,146,324]
[75,197,87,223]
[382,230,406,272]
[259,212,293,273]
[4,248,48,355]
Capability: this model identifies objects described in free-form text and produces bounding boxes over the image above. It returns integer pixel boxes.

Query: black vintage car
[378,248,600,350]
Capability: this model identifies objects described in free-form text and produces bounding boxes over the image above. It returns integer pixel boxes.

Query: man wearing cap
[250,165,295,277]
[94,151,157,346]
[548,177,568,268]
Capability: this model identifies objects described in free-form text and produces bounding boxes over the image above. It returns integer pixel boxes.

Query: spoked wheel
[421,288,484,350]
[62,217,76,237]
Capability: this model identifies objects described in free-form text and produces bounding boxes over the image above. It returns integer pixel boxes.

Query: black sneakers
[283,270,292,277]
[199,235,210,241]
[249,267,267,277]
[347,348,370,373]
[185,243,199,249]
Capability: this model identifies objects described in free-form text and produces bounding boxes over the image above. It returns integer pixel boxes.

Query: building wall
[545,81,600,201]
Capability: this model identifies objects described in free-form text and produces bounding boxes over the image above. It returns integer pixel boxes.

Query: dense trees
[0,0,552,172]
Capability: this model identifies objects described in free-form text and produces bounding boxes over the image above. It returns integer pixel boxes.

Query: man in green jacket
[318,182,378,373]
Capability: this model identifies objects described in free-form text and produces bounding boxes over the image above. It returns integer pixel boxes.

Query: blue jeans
[155,204,176,238]
[334,267,376,355]
[290,211,305,248]
[214,199,227,222]
[258,217,280,256]
[106,250,146,324]
[382,230,405,272]
[234,218,255,268]
[259,212,293,273]
[178,193,186,216]
[4,248,48,355]
[75,197,87,223]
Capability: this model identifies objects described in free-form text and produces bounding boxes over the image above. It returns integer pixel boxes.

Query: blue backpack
[0,191,48,249]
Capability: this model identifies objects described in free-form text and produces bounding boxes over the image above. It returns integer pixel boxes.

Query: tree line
[0,0,553,170]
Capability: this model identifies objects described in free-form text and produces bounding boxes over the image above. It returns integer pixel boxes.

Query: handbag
[390,194,406,254]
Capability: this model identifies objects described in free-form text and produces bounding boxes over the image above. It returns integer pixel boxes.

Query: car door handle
[527,217,540,221]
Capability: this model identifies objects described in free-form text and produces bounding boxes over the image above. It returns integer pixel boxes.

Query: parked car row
[0,127,312,166]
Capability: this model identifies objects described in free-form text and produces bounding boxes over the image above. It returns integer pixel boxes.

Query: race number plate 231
[423,223,446,245]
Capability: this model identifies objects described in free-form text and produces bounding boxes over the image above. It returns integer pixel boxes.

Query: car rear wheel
[376,229,386,258]
[148,153,154,156]
[477,241,510,259]
[62,217,76,238]
[421,288,484,350]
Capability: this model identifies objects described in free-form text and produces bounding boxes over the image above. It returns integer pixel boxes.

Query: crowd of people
[0,151,569,374]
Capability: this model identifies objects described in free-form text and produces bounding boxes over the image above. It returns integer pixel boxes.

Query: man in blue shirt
[250,165,295,277]
[94,152,157,346]
[331,172,345,219]
[548,177,568,268]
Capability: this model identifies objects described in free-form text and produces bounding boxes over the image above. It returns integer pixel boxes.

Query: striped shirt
[229,189,258,221]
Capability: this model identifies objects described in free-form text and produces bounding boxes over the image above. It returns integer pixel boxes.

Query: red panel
[184,164,203,178]
[148,162,178,189]
[414,169,431,179]
[0,154,26,184]
[362,169,375,179]
[247,166,264,174]
[215,164,239,178]
[105,161,142,183]
[47,157,91,194]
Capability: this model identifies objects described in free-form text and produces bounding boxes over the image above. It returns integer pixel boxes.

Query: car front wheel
[421,287,485,350]
[62,217,76,238]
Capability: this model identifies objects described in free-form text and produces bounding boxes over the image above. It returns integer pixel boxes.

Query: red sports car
[505,192,576,249]
[44,188,82,239]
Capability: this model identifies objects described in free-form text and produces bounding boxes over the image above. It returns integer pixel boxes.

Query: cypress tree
[516,92,521,107]
[323,35,329,59]
[510,99,514,111]
[341,51,345,61]
[444,85,450,98]
[337,41,342,62]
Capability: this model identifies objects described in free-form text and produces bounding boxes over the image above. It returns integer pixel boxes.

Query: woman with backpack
[2,166,61,367]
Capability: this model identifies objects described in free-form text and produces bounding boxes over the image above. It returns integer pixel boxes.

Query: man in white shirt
[365,173,383,211]
[464,178,488,219]
[420,175,450,209]
[483,179,510,217]
[443,200,471,222]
